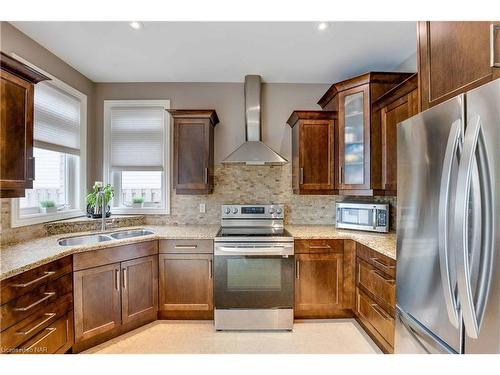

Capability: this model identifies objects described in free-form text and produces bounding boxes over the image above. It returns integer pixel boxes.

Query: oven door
[214,242,294,309]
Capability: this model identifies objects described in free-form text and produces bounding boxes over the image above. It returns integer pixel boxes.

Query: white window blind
[110,107,165,170]
[34,82,81,155]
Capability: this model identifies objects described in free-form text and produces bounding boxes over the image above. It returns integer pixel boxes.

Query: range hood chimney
[222,75,288,165]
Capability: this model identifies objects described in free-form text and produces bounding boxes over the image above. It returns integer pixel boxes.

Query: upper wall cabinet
[318,72,412,196]
[373,74,419,195]
[168,110,219,195]
[287,111,337,195]
[418,21,500,110]
[0,52,49,198]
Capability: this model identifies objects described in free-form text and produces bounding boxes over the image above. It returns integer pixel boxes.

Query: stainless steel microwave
[335,202,389,233]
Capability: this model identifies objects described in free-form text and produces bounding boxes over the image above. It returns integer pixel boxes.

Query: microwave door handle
[454,116,494,339]
[372,208,377,229]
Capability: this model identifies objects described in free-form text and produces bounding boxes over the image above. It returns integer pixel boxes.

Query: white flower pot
[40,206,57,214]
[132,202,144,208]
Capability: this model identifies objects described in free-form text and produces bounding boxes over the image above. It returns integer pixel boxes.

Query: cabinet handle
[339,165,343,184]
[25,327,57,351]
[122,268,127,289]
[370,257,395,270]
[370,302,391,321]
[296,260,300,279]
[309,245,331,250]
[115,269,120,290]
[204,168,208,184]
[209,260,213,279]
[370,269,395,284]
[14,292,56,311]
[174,245,198,249]
[27,157,35,181]
[14,271,55,288]
[299,168,304,185]
[490,24,500,68]
[16,313,56,335]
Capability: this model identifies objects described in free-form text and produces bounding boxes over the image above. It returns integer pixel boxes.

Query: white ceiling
[11,21,416,83]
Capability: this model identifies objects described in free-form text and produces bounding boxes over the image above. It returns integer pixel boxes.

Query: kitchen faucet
[98,185,106,231]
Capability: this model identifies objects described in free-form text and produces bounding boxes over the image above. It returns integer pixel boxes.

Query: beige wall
[0,21,97,191]
[93,82,330,181]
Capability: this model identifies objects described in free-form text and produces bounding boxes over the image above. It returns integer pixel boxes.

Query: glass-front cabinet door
[339,85,369,190]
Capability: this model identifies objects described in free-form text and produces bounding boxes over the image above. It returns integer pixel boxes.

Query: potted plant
[132,196,144,208]
[86,182,114,218]
[40,200,57,214]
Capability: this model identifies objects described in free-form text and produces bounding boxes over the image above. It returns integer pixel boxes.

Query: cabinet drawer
[356,243,396,278]
[1,273,72,332]
[295,239,344,254]
[357,258,395,311]
[1,292,73,352]
[1,256,72,305]
[14,310,73,354]
[159,239,213,254]
[356,288,394,347]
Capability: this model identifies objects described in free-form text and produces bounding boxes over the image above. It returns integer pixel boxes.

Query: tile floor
[84,319,382,354]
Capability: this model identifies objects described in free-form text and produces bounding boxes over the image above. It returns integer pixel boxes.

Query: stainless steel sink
[58,234,113,246]
[109,229,154,240]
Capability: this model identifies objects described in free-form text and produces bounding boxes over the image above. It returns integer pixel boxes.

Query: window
[103,100,170,214]
[11,59,87,227]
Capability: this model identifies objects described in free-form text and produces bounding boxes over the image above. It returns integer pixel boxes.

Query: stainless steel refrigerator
[396,78,500,354]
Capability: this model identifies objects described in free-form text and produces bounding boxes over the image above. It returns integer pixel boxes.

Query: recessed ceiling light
[129,21,143,30]
[317,22,329,31]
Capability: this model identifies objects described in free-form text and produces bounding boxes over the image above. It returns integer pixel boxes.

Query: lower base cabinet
[158,253,213,319]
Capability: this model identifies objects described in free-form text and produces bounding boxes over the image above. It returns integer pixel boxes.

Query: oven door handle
[215,245,294,256]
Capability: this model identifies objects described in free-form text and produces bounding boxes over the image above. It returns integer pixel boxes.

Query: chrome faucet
[98,186,106,231]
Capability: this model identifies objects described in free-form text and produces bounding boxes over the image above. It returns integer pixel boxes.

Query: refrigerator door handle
[454,115,494,339]
[438,119,462,328]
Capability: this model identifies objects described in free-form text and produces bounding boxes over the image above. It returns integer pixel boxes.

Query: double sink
[58,229,154,246]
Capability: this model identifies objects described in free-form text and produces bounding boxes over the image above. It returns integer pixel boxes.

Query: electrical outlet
[199,203,206,213]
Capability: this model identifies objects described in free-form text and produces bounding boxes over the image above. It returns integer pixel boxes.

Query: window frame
[103,100,171,215]
[10,54,87,228]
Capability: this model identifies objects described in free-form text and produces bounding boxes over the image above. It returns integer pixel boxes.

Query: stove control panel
[221,204,285,219]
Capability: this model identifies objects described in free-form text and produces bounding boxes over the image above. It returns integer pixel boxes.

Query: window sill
[110,207,170,215]
[11,209,86,228]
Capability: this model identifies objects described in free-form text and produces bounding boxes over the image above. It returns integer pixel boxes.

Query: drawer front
[356,288,395,347]
[159,239,213,254]
[73,240,158,271]
[1,256,72,305]
[357,258,395,309]
[295,239,344,254]
[356,243,396,278]
[1,292,73,352]
[14,310,74,354]
[1,273,73,331]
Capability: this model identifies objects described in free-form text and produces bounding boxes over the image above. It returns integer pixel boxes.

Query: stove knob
[232,207,238,214]
[224,207,231,214]
[269,207,275,214]
[276,207,283,215]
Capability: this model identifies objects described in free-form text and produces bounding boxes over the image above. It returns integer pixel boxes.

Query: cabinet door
[418,21,500,110]
[121,255,158,325]
[380,89,418,193]
[73,263,121,342]
[0,70,34,196]
[173,118,210,194]
[299,120,335,192]
[295,253,344,318]
[159,254,213,319]
[338,85,370,191]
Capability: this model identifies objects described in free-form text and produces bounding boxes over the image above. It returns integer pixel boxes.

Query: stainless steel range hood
[222,75,288,166]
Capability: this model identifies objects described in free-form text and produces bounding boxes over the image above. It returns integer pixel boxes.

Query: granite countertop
[287,225,396,260]
[1,224,396,281]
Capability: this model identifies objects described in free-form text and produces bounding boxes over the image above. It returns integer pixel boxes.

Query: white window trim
[103,100,171,215]
[10,54,87,228]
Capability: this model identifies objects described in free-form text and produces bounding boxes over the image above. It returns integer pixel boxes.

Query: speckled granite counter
[0,225,219,281]
[287,225,396,260]
[1,224,396,281]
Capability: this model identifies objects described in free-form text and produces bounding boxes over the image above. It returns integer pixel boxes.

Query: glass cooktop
[216,227,292,238]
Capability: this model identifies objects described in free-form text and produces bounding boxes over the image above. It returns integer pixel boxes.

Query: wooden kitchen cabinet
[158,253,214,319]
[318,72,412,196]
[286,111,337,195]
[168,109,219,194]
[373,74,419,194]
[0,52,49,198]
[73,263,122,343]
[418,21,500,110]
